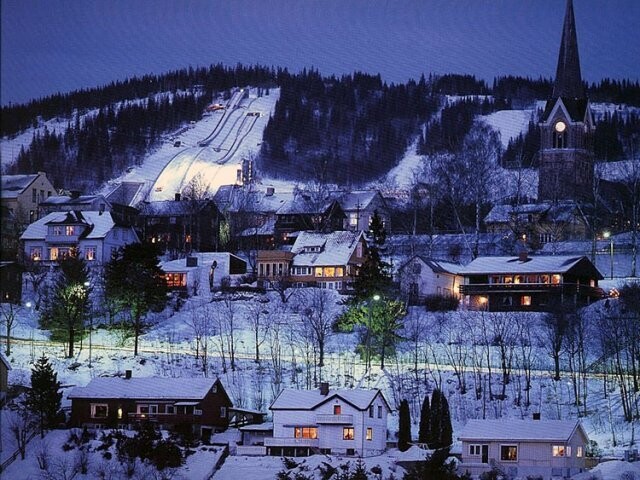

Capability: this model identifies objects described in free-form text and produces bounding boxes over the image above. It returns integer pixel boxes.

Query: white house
[160,252,247,295]
[261,383,391,457]
[397,255,462,304]
[20,210,139,264]
[458,419,589,479]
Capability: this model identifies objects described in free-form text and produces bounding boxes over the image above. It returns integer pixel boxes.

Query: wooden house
[397,255,462,305]
[459,419,589,479]
[68,374,232,440]
[458,252,604,311]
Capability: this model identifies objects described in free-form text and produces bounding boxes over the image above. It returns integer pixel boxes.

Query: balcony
[316,414,353,424]
[264,437,319,448]
[459,282,603,299]
[127,412,199,424]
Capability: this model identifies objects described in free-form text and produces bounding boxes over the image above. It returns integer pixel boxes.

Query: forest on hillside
[2,63,640,190]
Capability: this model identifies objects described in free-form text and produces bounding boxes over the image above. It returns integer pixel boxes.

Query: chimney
[519,251,528,262]
[70,190,81,199]
[266,187,275,196]
[532,412,541,420]
[175,193,181,201]
[319,382,329,396]
[125,370,132,380]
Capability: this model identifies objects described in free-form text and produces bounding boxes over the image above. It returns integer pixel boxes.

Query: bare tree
[539,303,573,382]
[296,288,336,380]
[183,301,213,375]
[246,297,271,363]
[212,295,238,372]
[0,302,20,356]
[8,400,36,460]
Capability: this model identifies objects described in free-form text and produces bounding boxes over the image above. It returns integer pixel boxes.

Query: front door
[481,445,489,463]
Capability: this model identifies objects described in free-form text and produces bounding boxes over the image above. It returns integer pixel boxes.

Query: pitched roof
[399,255,462,275]
[40,194,111,208]
[460,419,583,442]
[68,377,220,400]
[0,174,38,199]
[20,211,130,241]
[139,199,217,217]
[332,190,382,212]
[213,185,292,214]
[270,388,388,412]
[552,0,584,100]
[459,255,594,275]
[105,182,145,207]
[277,194,337,215]
[291,231,363,267]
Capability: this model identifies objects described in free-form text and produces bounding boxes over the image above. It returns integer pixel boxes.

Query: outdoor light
[603,231,614,279]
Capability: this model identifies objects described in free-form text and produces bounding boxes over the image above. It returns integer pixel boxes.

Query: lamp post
[365,294,381,375]
[603,231,614,279]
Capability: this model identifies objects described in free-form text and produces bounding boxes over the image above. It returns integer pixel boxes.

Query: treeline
[1,64,278,137]
[501,109,639,167]
[260,69,439,184]
[7,92,211,190]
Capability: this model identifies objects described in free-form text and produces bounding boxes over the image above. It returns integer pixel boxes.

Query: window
[369,406,374,418]
[356,244,363,257]
[377,406,382,418]
[324,267,335,277]
[32,188,37,202]
[220,406,227,418]
[294,427,318,439]
[117,407,123,419]
[349,212,358,227]
[166,405,175,414]
[469,444,482,456]
[52,226,63,236]
[576,446,583,458]
[85,246,96,261]
[65,225,75,236]
[315,267,323,277]
[366,428,373,441]
[553,445,571,457]
[343,427,354,440]
[500,445,518,461]
[194,409,203,416]
[30,247,42,261]
[333,405,342,415]
[166,273,186,288]
[91,404,108,418]
[336,267,343,276]
[551,274,561,284]
[521,295,532,306]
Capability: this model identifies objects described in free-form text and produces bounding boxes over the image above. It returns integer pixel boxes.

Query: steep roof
[270,388,389,412]
[332,190,383,212]
[460,419,583,443]
[139,199,217,217]
[105,182,145,207]
[552,0,584,100]
[277,194,338,215]
[291,231,363,267]
[0,174,38,199]
[20,211,131,241]
[213,185,292,214]
[68,377,221,400]
[398,255,462,275]
[459,255,601,278]
[40,194,110,208]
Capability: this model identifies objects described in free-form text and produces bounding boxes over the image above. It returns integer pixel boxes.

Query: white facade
[267,387,390,457]
[398,255,461,302]
[20,211,139,264]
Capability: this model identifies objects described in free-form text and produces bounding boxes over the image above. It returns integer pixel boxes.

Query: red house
[68,374,232,440]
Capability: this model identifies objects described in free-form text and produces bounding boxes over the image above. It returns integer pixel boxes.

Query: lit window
[349,213,358,226]
[65,225,75,236]
[576,446,583,458]
[540,275,550,284]
[551,274,561,284]
[343,427,354,440]
[552,445,571,457]
[500,445,518,461]
[366,428,373,441]
[91,404,108,418]
[324,267,335,277]
[333,405,341,415]
[85,247,96,261]
[166,273,186,288]
[521,295,532,306]
[315,267,323,277]
[294,427,318,439]
[117,407,123,419]
[30,247,42,261]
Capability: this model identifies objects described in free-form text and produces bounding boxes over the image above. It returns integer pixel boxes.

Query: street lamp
[365,294,381,375]
[603,231,614,279]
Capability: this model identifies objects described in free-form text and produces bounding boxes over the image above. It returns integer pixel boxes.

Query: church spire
[552,0,584,99]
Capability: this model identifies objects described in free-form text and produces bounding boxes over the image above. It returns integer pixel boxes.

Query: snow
[20,210,121,240]
[480,109,535,149]
[572,460,640,480]
[270,388,381,410]
[459,254,586,275]
[291,231,362,268]
[460,419,581,442]
[68,376,218,400]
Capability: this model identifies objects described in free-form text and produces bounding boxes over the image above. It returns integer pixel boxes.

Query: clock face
[555,121,566,133]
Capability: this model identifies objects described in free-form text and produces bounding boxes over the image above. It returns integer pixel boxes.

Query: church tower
[538,0,594,202]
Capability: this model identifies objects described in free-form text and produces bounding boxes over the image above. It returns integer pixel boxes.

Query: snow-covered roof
[68,377,220,400]
[332,190,381,211]
[161,252,245,274]
[291,231,363,267]
[270,388,387,411]
[40,194,110,207]
[398,255,462,275]
[0,174,38,199]
[460,419,583,442]
[20,211,129,241]
[276,194,337,215]
[213,185,292,214]
[459,255,589,275]
[239,422,273,432]
[239,218,276,237]
[0,352,11,371]
[105,182,145,207]
[485,201,587,224]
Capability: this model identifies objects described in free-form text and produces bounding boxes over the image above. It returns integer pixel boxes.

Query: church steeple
[552,0,584,99]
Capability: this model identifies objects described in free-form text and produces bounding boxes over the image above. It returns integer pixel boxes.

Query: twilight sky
[1,0,639,106]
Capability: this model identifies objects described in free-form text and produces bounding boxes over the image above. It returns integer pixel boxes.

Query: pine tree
[429,388,453,449]
[428,389,441,448]
[353,210,393,300]
[27,355,62,438]
[398,399,411,452]
[440,392,453,450]
[418,394,431,444]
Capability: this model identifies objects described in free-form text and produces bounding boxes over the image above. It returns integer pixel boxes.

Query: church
[485,0,598,247]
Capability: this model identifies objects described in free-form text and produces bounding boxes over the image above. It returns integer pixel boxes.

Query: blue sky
[1,0,639,105]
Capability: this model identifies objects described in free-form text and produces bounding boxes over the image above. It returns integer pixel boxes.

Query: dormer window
[65,225,75,236]
[304,245,322,253]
